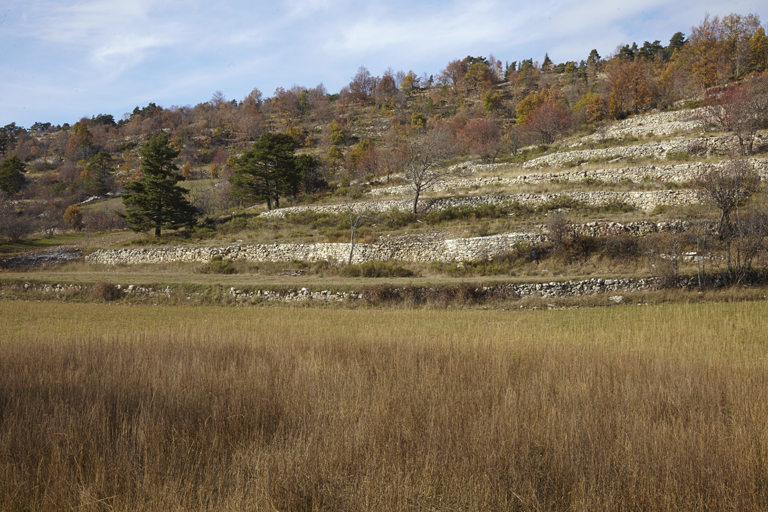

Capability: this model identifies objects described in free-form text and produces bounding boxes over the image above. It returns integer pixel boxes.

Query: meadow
[2,300,768,511]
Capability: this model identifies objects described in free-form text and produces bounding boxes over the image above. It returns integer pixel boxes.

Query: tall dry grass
[2,301,768,511]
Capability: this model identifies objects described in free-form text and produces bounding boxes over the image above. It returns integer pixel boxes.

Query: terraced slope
[88,107,766,271]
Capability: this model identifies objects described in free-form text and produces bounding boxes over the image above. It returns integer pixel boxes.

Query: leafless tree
[695,158,768,283]
[695,158,761,237]
[701,72,768,155]
[210,91,227,110]
[346,205,373,265]
[400,124,459,214]
[349,66,375,104]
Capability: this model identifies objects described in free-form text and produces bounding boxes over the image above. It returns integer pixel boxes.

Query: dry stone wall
[86,231,547,266]
[583,109,705,140]
[260,190,699,219]
[523,135,746,169]
[370,159,768,197]
[8,278,658,303]
[86,221,685,267]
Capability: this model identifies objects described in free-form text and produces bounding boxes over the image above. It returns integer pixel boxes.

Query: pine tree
[120,134,198,237]
[0,156,26,196]
[229,132,300,210]
[82,151,114,196]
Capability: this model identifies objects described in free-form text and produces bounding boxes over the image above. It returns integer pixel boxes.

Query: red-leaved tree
[524,101,573,144]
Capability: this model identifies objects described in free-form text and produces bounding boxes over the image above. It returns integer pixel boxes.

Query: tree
[462,119,502,163]
[516,89,549,125]
[695,158,761,238]
[349,66,375,104]
[0,156,27,195]
[482,91,502,113]
[695,158,766,284]
[82,151,114,196]
[749,27,768,72]
[702,72,768,155]
[606,58,654,116]
[524,101,573,144]
[120,134,198,237]
[400,124,458,213]
[229,132,300,210]
[63,204,84,231]
[0,191,33,243]
[295,154,326,193]
[65,121,95,160]
[667,32,687,59]
[542,53,553,72]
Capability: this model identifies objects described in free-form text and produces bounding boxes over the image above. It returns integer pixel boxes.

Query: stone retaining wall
[370,159,768,197]
[9,278,657,303]
[86,231,547,266]
[583,109,704,140]
[260,190,699,219]
[85,221,684,267]
[523,135,745,169]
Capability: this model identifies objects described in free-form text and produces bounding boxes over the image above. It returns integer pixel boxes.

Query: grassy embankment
[2,300,768,511]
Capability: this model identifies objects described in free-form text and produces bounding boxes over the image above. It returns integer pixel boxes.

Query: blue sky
[1,0,766,128]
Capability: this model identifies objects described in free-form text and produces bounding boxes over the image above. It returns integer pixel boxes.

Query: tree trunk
[348,225,356,265]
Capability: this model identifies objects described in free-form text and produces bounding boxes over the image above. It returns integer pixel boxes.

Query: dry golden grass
[2,300,768,511]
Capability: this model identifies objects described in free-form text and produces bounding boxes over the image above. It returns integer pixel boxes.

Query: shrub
[199,255,237,274]
[598,199,635,214]
[91,281,121,301]
[666,151,691,162]
[379,208,416,229]
[601,235,642,260]
[537,195,582,213]
[424,204,507,224]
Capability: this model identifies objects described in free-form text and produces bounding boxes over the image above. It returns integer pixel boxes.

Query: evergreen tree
[120,134,198,237]
[0,156,26,196]
[229,132,300,210]
[83,151,114,196]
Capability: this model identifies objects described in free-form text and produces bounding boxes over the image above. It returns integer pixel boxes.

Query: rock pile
[1,248,82,268]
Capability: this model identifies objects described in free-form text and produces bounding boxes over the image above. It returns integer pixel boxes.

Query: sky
[1,0,766,129]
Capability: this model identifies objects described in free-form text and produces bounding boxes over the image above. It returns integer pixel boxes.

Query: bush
[424,204,508,224]
[666,151,691,162]
[91,281,121,301]
[537,195,582,213]
[199,255,237,274]
[379,208,416,228]
[598,199,634,214]
[601,235,642,260]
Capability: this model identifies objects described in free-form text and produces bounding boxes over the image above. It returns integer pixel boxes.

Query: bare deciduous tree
[701,72,768,155]
[695,158,768,284]
[399,125,459,214]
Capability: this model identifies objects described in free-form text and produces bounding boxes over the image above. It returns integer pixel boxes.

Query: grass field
[2,300,768,511]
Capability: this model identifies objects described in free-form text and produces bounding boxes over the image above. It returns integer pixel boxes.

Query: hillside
[2,11,768,304]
